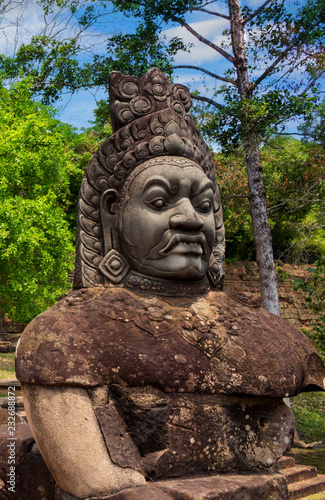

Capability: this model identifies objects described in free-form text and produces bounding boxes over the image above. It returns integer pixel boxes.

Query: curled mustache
[145,230,209,261]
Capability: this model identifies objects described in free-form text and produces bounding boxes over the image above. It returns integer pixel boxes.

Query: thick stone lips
[159,233,207,257]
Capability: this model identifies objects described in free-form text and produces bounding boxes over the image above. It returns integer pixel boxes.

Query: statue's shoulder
[19,286,133,331]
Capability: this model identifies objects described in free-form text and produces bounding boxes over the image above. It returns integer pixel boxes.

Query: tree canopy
[0,78,83,322]
[218,137,325,263]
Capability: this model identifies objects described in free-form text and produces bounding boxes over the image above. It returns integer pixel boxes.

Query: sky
[0,0,316,134]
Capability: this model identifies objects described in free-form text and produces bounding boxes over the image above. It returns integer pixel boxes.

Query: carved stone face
[119,158,216,280]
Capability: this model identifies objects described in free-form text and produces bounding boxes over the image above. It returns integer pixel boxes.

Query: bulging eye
[197,200,212,213]
[149,198,167,210]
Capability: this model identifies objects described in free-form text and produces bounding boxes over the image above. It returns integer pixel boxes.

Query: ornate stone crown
[73,68,225,290]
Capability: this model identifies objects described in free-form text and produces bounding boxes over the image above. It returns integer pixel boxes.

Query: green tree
[213,151,254,261]
[217,138,325,263]
[261,137,325,263]
[298,98,325,149]
[0,78,83,323]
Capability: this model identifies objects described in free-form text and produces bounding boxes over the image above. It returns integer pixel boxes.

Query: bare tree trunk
[228,0,280,315]
[245,136,280,315]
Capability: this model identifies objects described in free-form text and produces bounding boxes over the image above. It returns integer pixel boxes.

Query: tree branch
[299,69,325,96]
[172,65,237,85]
[191,94,225,110]
[193,8,230,20]
[263,140,283,150]
[250,39,298,90]
[183,23,235,64]
[243,0,273,25]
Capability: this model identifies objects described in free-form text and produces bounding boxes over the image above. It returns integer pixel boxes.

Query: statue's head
[74,69,225,293]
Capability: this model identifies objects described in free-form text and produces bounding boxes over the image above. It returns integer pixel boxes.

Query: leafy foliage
[0,78,84,322]
[0,196,74,322]
[216,138,325,263]
[261,138,325,262]
[101,0,325,150]
[299,98,325,148]
[1,0,324,143]
[294,260,325,359]
[214,151,254,260]
[291,392,325,443]
[0,0,192,103]
[1,0,324,314]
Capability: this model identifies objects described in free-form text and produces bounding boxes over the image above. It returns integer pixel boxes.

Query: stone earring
[99,189,130,283]
[99,249,130,283]
[208,254,221,287]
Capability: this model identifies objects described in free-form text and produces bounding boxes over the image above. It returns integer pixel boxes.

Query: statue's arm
[22,383,146,498]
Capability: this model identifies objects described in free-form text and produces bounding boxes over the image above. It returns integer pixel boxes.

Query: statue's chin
[129,255,209,281]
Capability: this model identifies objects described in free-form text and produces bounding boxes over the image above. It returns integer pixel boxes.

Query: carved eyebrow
[190,179,214,196]
[143,177,175,195]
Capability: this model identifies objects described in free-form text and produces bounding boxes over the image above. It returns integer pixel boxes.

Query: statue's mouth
[159,234,206,256]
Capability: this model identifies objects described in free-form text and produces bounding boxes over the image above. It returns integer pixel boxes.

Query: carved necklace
[124,270,210,296]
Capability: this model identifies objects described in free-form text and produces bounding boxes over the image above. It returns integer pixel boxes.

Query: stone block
[104,473,288,500]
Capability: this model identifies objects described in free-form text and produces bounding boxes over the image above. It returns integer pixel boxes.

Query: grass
[291,391,325,443]
[0,353,15,379]
[299,494,325,500]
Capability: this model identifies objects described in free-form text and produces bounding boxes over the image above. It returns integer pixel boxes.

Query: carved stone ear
[100,189,119,216]
[100,189,120,256]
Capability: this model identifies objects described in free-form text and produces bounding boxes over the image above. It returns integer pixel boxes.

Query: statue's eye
[150,198,167,210]
[197,200,212,213]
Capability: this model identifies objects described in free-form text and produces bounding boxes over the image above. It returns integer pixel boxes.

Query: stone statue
[16,69,325,500]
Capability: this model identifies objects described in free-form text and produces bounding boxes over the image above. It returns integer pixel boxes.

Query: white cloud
[163,18,230,65]
[0,0,43,54]
[0,0,113,56]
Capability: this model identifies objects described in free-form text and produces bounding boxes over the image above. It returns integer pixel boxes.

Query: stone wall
[224,262,317,328]
[0,315,24,353]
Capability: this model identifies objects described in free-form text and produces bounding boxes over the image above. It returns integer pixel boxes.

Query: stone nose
[169,201,204,231]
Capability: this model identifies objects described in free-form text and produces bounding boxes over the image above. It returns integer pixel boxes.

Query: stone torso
[16,286,324,396]
[16,286,325,480]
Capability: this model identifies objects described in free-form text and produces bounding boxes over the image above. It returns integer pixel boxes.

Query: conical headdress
[74,68,225,289]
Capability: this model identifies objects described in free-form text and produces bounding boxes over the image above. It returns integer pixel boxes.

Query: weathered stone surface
[55,485,174,500]
[109,386,295,478]
[152,472,289,500]
[94,403,144,474]
[16,287,325,396]
[223,262,321,328]
[3,315,25,333]
[105,473,288,500]
[13,67,325,500]
[55,473,288,500]
[74,70,225,291]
